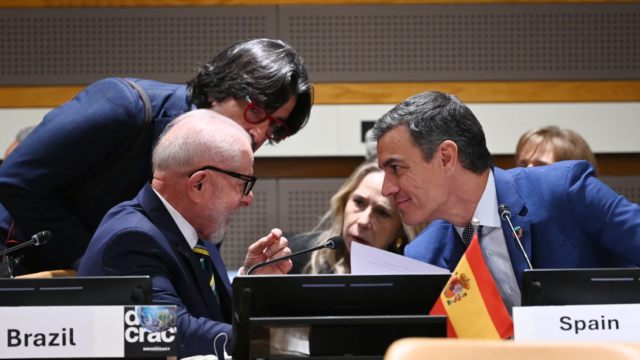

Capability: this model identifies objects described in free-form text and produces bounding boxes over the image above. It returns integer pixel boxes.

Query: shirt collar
[473,169,502,228]
[152,187,199,249]
[455,170,501,230]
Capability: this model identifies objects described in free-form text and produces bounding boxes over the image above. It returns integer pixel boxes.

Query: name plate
[514,304,639,342]
[0,305,177,359]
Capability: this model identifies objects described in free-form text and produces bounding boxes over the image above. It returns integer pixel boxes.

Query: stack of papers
[350,242,450,275]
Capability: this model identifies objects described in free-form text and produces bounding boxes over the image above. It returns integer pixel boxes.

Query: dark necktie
[192,239,219,304]
[461,223,483,248]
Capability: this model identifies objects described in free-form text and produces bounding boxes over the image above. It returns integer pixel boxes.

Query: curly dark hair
[187,38,313,141]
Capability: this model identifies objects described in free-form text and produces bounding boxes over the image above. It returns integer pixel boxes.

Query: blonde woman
[288,161,426,274]
[515,126,598,175]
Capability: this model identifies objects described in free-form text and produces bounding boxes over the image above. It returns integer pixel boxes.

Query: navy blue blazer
[0,78,191,271]
[78,183,233,358]
[406,161,640,291]
[0,202,24,248]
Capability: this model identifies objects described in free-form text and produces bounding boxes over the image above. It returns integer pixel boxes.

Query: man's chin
[207,224,228,244]
[401,212,429,226]
[207,233,225,245]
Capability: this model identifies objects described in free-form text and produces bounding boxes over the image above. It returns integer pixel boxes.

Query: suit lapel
[499,215,532,290]
[175,240,226,322]
[204,241,232,296]
[204,241,233,323]
[137,183,226,322]
[442,225,466,272]
[494,168,532,291]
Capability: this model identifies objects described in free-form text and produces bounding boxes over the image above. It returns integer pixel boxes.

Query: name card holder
[0,305,177,359]
[514,304,639,342]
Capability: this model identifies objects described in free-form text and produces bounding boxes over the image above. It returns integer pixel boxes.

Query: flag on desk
[430,230,514,339]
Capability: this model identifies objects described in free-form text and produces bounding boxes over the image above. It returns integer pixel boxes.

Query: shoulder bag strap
[72,79,154,206]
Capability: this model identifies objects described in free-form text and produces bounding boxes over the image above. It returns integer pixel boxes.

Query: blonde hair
[303,162,426,274]
[515,126,598,175]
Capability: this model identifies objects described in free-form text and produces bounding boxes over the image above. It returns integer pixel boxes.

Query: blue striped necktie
[192,239,219,304]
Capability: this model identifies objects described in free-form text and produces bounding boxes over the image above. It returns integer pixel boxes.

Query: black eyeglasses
[189,166,257,196]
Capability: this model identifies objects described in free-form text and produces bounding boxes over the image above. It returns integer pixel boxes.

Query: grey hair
[372,91,493,174]
[16,126,36,142]
[152,109,249,174]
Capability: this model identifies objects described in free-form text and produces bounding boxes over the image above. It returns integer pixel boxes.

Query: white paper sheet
[350,241,450,275]
[269,327,310,356]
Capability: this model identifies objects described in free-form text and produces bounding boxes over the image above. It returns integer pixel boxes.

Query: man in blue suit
[79,109,293,358]
[0,38,312,272]
[371,91,640,312]
[0,126,34,249]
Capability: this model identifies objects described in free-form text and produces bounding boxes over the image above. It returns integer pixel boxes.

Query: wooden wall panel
[313,82,640,105]
[3,0,638,8]
[255,154,640,178]
[0,86,85,109]
[493,154,640,176]
[1,155,637,176]
[2,81,640,108]
[254,157,365,178]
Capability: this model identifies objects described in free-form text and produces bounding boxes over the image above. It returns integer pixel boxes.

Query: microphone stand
[0,231,52,257]
[0,238,40,257]
[499,205,533,270]
[246,243,328,275]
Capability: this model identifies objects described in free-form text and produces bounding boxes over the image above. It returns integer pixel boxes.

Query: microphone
[246,236,345,275]
[0,231,52,257]
[498,205,532,269]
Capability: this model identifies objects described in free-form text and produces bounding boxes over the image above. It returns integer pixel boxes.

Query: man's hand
[240,228,292,275]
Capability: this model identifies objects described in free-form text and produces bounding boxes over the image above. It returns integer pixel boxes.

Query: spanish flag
[430,229,514,339]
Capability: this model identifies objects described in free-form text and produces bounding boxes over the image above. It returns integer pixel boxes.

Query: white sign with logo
[514,304,640,342]
[0,306,177,359]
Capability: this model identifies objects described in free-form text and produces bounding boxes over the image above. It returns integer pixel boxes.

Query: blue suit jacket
[406,161,640,291]
[78,183,233,358]
[0,202,24,248]
[0,78,190,271]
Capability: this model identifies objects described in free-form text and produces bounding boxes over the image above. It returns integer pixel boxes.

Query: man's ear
[209,98,221,110]
[187,171,207,203]
[439,140,459,173]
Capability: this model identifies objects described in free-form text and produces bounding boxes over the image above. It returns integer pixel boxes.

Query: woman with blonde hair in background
[288,161,426,274]
[515,126,598,174]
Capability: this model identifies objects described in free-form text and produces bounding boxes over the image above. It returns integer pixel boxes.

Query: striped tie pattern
[192,239,219,303]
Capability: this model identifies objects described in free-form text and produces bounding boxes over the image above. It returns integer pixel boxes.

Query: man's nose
[246,121,270,150]
[382,176,399,197]
[241,191,254,207]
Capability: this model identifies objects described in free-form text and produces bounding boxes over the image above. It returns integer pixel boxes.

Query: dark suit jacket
[0,78,191,271]
[0,202,24,248]
[406,161,640,291]
[78,183,232,358]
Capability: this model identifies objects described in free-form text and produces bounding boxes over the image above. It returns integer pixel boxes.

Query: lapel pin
[512,226,523,239]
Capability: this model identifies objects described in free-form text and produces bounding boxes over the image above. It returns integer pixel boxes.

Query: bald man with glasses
[78,110,293,359]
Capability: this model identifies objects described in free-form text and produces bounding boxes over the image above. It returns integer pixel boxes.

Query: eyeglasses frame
[189,165,257,196]
[243,96,292,141]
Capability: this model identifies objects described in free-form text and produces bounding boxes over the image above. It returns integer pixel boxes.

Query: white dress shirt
[153,188,198,250]
[454,170,521,313]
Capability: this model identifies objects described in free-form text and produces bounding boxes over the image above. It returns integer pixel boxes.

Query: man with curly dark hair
[0,38,312,273]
